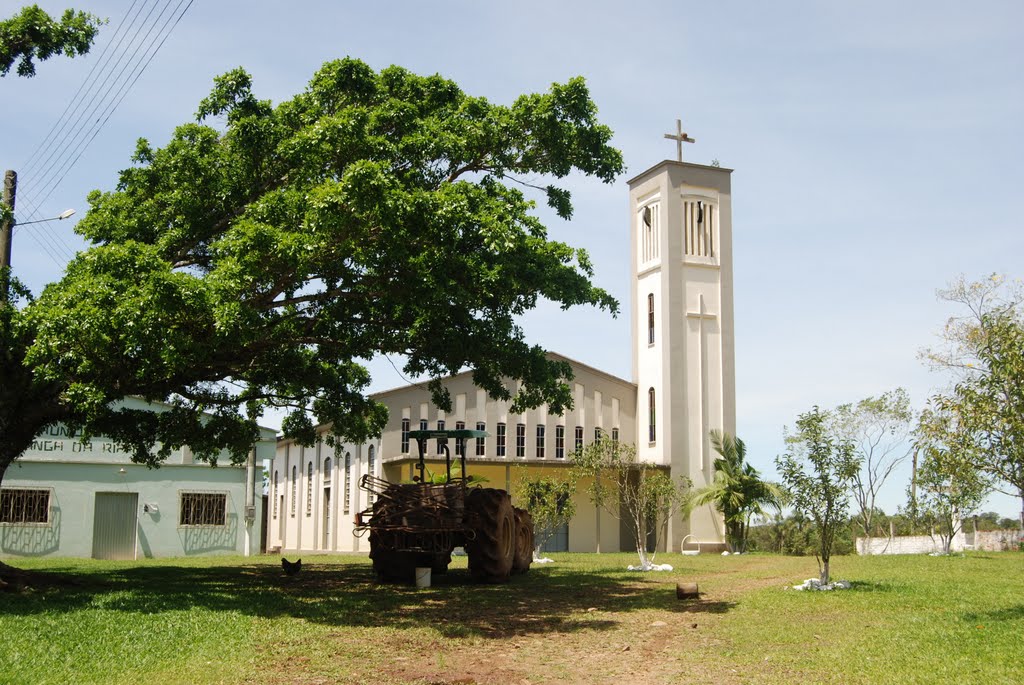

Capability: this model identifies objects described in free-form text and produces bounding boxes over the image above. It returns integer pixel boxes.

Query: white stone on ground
[791,578,852,591]
[627,563,673,571]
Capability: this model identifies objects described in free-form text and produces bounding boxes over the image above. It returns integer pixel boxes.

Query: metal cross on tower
[664,119,695,162]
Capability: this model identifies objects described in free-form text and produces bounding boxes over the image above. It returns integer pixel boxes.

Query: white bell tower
[629,122,736,552]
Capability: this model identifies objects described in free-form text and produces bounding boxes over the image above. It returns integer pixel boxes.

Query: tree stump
[676,582,699,599]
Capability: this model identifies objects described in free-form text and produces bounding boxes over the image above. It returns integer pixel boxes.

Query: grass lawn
[1,552,1021,684]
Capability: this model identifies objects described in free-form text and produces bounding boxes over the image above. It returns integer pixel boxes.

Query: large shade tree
[0,4,103,77]
[0,59,624,491]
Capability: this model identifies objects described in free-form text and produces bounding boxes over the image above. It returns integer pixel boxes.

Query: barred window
[180,492,226,526]
[306,462,314,516]
[649,387,656,444]
[555,425,565,459]
[648,293,655,345]
[401,418,411,454]
[323,457,332,483]
[476,422,486,456]
[515,423,526,458]
[0,488,50,524]
[536,425,546,459]
[496,422,506,457]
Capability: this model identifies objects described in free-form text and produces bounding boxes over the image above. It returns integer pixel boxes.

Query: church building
[268,142,736,557]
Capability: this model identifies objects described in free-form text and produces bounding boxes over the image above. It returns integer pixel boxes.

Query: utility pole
[1,170,16,301]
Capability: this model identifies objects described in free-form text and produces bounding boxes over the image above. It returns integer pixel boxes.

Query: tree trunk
[820,557,830,585]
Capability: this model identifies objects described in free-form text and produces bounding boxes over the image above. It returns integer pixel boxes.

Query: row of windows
[0,489,228,527]
[273,445,375,520]
[399,421,621,459]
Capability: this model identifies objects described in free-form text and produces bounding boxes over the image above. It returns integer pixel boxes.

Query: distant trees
[573,438,690,570]
[0,5,103,77]
[777,407,860,584]
[692,430,783,553]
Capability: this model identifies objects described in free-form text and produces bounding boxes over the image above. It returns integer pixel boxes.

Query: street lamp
[15,208,76,226]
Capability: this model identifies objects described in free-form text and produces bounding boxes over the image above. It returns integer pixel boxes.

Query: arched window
[290,465,297,516]
[306,462,313,516]
[323,457,332,483]
[648,388,656,443]
[647,293,655,345]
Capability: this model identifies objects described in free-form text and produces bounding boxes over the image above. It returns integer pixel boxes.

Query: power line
[16,0,196,224]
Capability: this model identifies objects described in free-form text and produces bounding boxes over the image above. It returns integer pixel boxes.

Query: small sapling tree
[572,435,691,570]
[911,401,991,554]
[777,407,860,585]
[515,471,576,558]
[829,389,914,554]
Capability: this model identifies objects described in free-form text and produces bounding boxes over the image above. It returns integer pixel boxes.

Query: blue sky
[4,1,1022,517]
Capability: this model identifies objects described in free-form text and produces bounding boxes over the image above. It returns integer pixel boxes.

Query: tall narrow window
[648,388,656,443]
[516,423,526,457]
[476,422,486,456]
[290,465,297,517]
[536,425,546,459]
[647,293,655,345]
[455,421,466,456]
[594,428,603,443]
[401,418,410,454]
[367,446,376,503]
[343,452,352,514]
[419,418,428,431]
[555,425,565,459]
[323,458,332,483]
[306,462,313,516]
[496,423,507,457]
[574,426,584,452]
[436,419,446,454]
[612,427,620,444]
[272,472,279,518]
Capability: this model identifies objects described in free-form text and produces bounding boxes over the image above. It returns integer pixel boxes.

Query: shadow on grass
[963,604,1024,623]
[1,559,726,639]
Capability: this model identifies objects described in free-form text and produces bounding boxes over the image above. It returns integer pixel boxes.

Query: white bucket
[414,567,431,588]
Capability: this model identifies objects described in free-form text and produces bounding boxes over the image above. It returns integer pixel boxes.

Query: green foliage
[692,430,783,553]
[514,470,576,553]
[0,4,104,77]
[910,401,992,553]
[0,58,624,480]
[777,407,860,583]
[923,274,1024,531]
[572,437,691,568]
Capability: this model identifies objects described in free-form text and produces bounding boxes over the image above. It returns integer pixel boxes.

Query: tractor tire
[512,508,534,574]
[465,488,516,583]
[369,530,419,583]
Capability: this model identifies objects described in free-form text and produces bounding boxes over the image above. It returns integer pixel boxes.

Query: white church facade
[268,154,736,557]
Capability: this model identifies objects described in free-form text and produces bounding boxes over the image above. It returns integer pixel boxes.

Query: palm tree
[694,430,785,553]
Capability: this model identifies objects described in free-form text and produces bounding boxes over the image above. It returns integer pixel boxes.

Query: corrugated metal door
[92,492,138,560]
